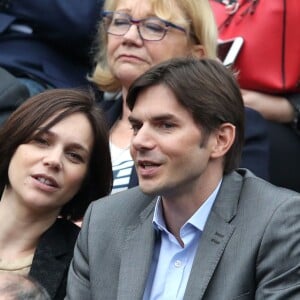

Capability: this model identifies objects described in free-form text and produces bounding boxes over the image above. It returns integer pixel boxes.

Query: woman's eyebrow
[36,128,90,154]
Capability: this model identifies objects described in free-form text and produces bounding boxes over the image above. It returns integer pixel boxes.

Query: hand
[241,89,295,123]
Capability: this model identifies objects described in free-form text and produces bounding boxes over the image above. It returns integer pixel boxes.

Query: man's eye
[130,124,141,135]
[161,122,175,129]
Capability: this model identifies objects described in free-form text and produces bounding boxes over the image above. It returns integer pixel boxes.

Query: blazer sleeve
[256,193,300,299]
[66,204,93,299]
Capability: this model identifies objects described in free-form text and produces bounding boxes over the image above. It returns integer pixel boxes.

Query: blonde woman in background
[90,0,270,194]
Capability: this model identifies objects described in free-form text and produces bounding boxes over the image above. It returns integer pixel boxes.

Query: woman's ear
[191,44,206,58]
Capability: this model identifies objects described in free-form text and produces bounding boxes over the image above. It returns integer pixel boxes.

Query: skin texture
[107,0,203,91]
[4,113,93,218]
[108,0,204,149]
[241,89,295,123]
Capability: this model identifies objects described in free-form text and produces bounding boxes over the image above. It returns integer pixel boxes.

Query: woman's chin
[115,66,150,87]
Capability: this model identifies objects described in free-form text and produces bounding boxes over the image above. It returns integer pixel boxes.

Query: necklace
[0,253,34,272]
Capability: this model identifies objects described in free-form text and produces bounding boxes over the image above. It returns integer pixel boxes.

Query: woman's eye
[113,17,130,26]
[144,22,165,33]
[32,136,49,146]
[67,152,84,163]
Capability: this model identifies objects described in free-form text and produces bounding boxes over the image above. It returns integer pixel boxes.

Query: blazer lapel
[102,95,122,128]
[117,198,156,300]
[29,220,78,299]
[184,171,244,300]
[30,244,68,299]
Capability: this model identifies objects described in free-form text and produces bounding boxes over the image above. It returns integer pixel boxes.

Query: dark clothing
[29,218,80,300]
[267,92,300,192]
[0,1,103,88]
[98,95,270,181]
[242,106,270,180]
[268,120,300,192]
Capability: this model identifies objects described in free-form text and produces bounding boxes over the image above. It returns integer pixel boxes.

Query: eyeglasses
[102,11,187,41]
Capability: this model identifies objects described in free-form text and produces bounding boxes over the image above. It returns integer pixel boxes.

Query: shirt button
[174,260,182,268]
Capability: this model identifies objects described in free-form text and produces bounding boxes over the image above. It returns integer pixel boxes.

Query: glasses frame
[102,10,187,41]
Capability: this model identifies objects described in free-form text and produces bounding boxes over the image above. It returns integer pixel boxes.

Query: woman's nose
[42,149,63,171]
[122,24,143,44]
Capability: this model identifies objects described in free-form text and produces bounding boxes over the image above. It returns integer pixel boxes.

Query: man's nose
[131,125,156,151]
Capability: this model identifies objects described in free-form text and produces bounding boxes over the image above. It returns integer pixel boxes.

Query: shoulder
[90,187,154,215]
[39,219,80,250]
[83,187,155,229]
[217,169,300,247]
[239,168,299,199]
[224,169,300,216]
[50,218,80,234]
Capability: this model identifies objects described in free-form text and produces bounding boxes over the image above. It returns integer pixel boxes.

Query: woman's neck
[0,188,58,260]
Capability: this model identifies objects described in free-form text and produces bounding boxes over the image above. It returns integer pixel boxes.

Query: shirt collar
[153,179,222,233]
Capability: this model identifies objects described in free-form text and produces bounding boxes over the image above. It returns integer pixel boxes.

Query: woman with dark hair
[0,88,112,299]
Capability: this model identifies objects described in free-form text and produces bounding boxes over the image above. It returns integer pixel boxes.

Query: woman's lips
[117,54,145,63]
[31,174,60,192]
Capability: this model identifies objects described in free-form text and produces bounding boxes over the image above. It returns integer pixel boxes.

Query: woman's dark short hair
[0,88,112,221]
[126,57,245,174]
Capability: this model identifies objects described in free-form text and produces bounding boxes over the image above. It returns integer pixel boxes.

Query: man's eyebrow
[128,113,178,122]
[150,114,178,122]
[128,115,140,123]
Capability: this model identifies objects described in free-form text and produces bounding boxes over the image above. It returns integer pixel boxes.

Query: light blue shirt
[143,180,222,300]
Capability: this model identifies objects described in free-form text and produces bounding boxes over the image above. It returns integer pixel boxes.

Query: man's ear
[210,123,236,158]
[190,44,205,58]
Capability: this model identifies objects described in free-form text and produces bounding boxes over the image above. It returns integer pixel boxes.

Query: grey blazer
[66,169,300,299]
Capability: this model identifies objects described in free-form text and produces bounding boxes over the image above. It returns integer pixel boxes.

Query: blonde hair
[91,0,218,92]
